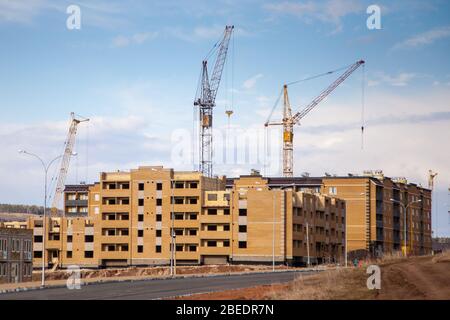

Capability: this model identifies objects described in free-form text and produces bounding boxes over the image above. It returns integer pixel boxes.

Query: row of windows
[136,245,162,253]
[139,181,199,191]
[0,238,32,253]
[206,208,230,215]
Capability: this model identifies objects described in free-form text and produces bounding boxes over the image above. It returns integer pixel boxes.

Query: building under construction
[11,166,431,269]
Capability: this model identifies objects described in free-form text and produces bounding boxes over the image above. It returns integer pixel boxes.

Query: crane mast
[194,25,234,177]
[51,112,89,213]
[266,60,365,177]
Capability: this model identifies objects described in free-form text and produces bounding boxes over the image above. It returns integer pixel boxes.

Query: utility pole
[272,192,276,272]
[306,221,310,267]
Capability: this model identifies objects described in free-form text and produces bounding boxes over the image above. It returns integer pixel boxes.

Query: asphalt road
[0,271,309,300]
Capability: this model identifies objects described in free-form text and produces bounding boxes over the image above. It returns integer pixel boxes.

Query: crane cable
[361,63,366,150]
[285,63,354,86]
[85,119,90,183]
[265,88,284,126]
[265,62,355,125]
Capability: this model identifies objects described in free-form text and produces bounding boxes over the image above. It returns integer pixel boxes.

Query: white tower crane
[194,25,234,177]
[51,112,89,213]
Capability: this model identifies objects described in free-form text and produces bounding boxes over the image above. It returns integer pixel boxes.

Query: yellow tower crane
[265,60,365,177]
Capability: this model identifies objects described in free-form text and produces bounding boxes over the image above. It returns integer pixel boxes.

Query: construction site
[1,16,448,302]
[1,26,435,271]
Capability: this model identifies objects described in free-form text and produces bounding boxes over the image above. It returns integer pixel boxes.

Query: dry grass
[268,267,377,300]
[268,252,409,300]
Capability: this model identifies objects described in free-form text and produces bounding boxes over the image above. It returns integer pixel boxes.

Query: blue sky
[0,0,449,236]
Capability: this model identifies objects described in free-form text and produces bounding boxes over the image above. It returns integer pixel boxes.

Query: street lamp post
[18,150,73,287]
[390,198,421,257]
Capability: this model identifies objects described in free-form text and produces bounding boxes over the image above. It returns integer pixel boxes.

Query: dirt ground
[176,251,450,300]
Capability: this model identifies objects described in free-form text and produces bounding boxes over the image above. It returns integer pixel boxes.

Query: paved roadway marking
[0,271,311,300]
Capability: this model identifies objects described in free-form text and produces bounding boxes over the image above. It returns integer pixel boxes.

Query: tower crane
[194,25,234,177]
[51,112,89,214]
[265,60,365,177]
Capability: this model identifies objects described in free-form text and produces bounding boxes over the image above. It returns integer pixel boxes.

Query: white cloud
[368,72,417,87]
[264,0,363,34]
[243,74,263,89]
[166,25,250,42]
[0,0,127,29]
[112,32,158,47]
[0,0,56,23]
[393,26,450,49]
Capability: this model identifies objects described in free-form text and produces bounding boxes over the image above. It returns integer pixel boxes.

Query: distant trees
[0,204,45,215]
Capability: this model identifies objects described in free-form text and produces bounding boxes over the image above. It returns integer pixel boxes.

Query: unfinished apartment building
[321,171,432,256]
[25,166,345,268]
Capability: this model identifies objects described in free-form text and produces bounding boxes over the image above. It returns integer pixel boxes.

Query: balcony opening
[174,197,184,205]
[223,240,230,247]
[174,213,184,220]
[208,209,217,215]
[224,225,230,231]
[188,198,198,205]
[223,209,230,215]
[207,240,217,247]
[188,245,197,252]
[175,182,184,189]
[189,182,198,189]
[207,225,217,231]
[189,213,197,220]
[176,244,183,251]
[174,229,183,236]
[188,229,197,236]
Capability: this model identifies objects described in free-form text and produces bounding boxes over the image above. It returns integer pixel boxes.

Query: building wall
[25,167,346,268]
[322,175,432,256]
[0,228,33,284]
